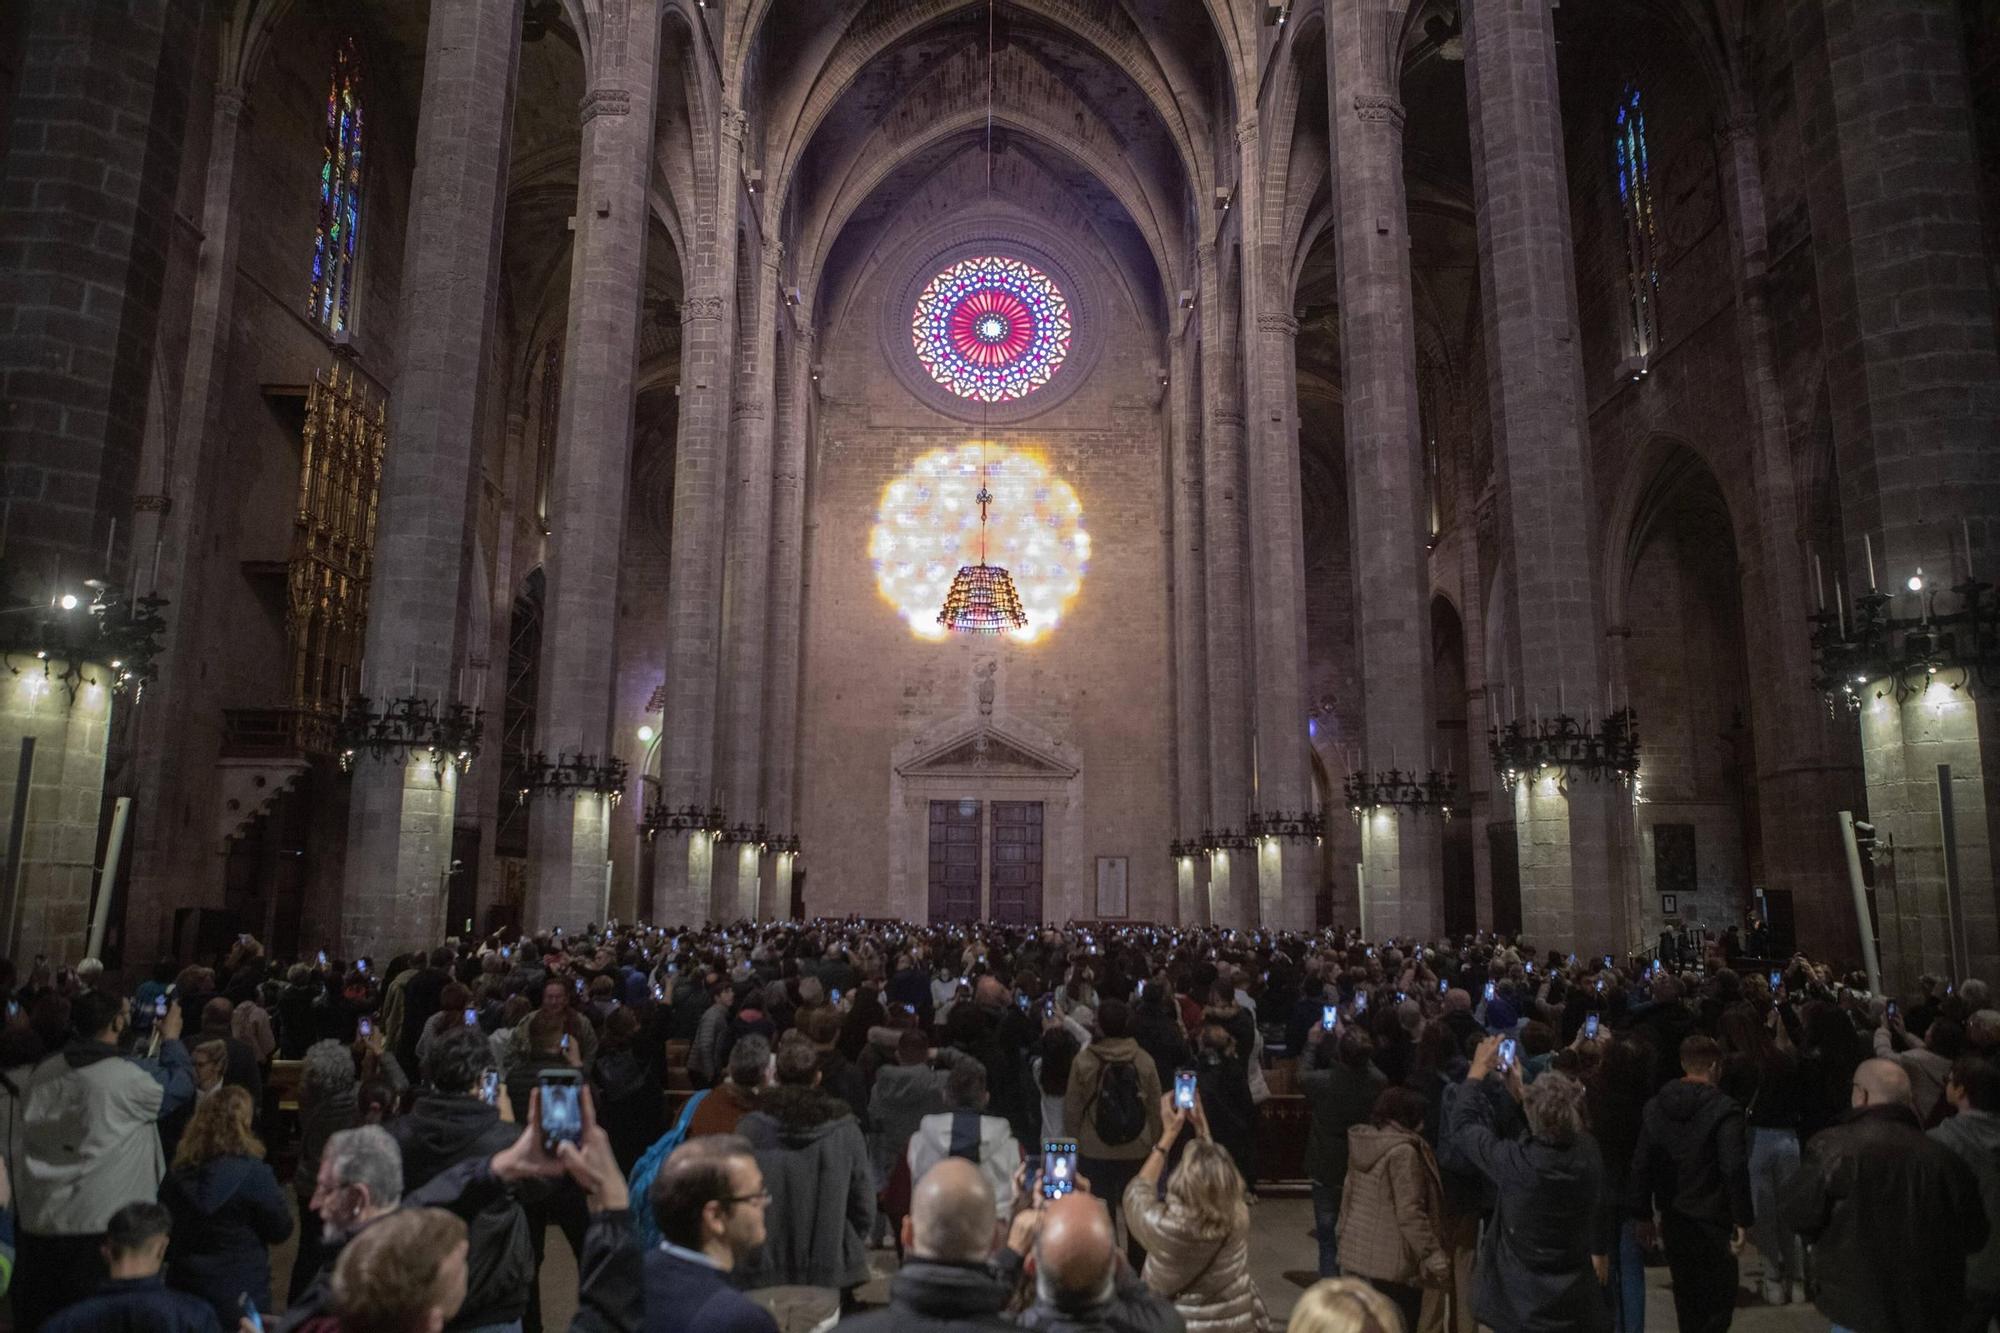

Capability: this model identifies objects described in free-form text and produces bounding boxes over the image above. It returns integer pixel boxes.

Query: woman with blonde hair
[1122,1090,1271,1332]
[1286,1278,1407,1333]
[157,1084,293,1324]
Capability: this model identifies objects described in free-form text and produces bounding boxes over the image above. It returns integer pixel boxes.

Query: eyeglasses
[720,1189,771,1207]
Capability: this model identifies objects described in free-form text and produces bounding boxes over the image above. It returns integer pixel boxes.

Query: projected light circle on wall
[912,257,1073,403]
[871,443,1089,643]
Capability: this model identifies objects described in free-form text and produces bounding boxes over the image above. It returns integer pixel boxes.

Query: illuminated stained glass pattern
[912,257,1072,402]
[1614,84,1659,358]
[871,444,1089,643]
[309,37,365,334]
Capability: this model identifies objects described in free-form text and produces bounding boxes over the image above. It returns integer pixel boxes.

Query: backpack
[1089,1057,1146,1147]
[627,1089,709,1248]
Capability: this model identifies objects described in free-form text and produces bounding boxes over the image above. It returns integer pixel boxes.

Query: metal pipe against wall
[86,796,131,959]
[3,738,37,959]
[1838,810,1883,994]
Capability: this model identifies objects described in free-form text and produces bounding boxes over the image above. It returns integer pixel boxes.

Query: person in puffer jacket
[1337,1086,1449,1331]
[906,1062,1021,1221]
[1122,1091,1269,1333]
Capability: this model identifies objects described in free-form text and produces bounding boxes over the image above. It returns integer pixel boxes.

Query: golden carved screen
[287,363,385,733]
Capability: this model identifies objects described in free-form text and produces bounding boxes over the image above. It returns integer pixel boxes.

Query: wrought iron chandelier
[937,0,1027,637]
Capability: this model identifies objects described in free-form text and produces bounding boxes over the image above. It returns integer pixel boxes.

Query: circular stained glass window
[911,256,1073,403]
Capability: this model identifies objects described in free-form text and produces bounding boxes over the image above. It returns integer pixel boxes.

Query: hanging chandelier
[937,0,1027,638]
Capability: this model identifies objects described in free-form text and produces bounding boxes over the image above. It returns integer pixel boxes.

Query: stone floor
[268,1192,1835,1331]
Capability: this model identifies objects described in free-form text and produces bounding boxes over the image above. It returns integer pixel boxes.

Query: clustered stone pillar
[1166,326,1211,926]
[342,0,525,958]
[1197,244,1254,928]
[1326,9,1443,940]
[1789,0,2000,981]
[762,323,815,920]
[528,12,661,935]
[717,251,782,922]
[1464,0,1629,954]
[653,107,747,925]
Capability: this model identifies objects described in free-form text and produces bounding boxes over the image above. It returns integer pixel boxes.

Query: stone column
[342,0,525,958]
[125,80,253,959]
[528,23,661,935]
[1788,0,2000,977]
[0,0,202,577]
[653,107,746,926]
[763,322,814,920]
[1463,0,1627,954]
[1712,107,1864,962]
[1326,19,1444,942]
[1247,309,1319,931]
[717,250,781,921]
[1166,325,1211,925]
[1197,242,1253,928]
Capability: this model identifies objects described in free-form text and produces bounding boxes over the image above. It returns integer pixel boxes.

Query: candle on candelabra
[409,664,418,697]
[1813,554,1825,610]
[104,517,116,572]
[1964,518,1975,582]
[1558,681,1565,713]
[1865,534,1877,591]
[1835,575,1848,638]
[149,537,161,591]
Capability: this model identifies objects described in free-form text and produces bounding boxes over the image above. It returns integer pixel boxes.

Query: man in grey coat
[1933,1057,2000,1332]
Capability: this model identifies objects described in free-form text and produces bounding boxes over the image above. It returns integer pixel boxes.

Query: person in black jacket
[1782,1057,1988,1333]
[1298,1021,1385,1277]
[157,1086,293,1324]
[387,1025,535,1332]
[1628,1035,1753,1333]
[344,1086,642,1333]
[836,1157,1016,1333]
[1133,981,1190,1091]
[43,1202,221,1333]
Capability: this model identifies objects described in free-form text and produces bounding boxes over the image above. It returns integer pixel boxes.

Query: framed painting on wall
[1095,856,1128,918]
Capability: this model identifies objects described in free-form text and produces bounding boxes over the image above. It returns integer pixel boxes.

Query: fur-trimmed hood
[743,1082,855,1144]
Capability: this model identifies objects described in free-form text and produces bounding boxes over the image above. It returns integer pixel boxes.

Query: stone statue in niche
[974,660,997,717]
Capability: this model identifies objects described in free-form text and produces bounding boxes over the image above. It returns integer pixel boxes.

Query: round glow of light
[870,443,1089,643]
[1907,574,1924,592]
[636,724,656,744]
[57,594,78,610]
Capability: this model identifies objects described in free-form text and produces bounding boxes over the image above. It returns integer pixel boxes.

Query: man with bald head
[835,1158,1013,1332]
[1005,1192,1184,1333]
[1782,1057,1987,1333]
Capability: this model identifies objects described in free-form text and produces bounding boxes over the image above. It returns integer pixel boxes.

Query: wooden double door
[927,798,1044,924]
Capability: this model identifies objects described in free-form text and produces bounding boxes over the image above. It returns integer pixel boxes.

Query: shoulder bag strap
[1167,1232,1231,1302]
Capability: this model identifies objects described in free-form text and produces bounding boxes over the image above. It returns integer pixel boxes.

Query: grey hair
[1036,1258,1116,1315]
[1963,980,1993,1011]
[303,1038,358,1096]
[728,1033,772,1088]
[324,1125,403,1208]
[1969,1010,2000,1046]
[1522,1069,1589,1148]
[76,958,104,984]
[797,976,825,1006]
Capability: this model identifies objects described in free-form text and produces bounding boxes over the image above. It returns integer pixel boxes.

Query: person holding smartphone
[1298,1018,1387,1278]
[1338,1086,1451,1330]
[1120,1087,1270,1331]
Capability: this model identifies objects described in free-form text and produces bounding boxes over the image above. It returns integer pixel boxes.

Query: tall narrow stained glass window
[1614,83,1660,359]
[308,37,365,334]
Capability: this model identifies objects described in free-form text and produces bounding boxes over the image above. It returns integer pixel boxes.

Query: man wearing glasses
[645,1134,777,1333]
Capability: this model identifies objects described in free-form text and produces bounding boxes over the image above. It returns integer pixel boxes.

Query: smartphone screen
[463,1007,479,1027]
[357,958,369,973]
[1354,992,1368,1015]
[1438,978,1448,994]
[1320,1004,1338,1031]
[1484,981,1496,1001]
[1584,1013,1601,1040]
[1602,955,1613,969]
[1041,1139,1078,1199]
[479,1070,501,1106]
[1017,992,1031,1012]
[539,1071,584,1153]
[358,1018,373,1038]
[317,950,328,967]
[1769,971,1782,990]
[1887,1001,1899,1019]
[830,988,843,1005]
[239,1294,265,1333]
[1044,999,1055,1020]
[155,995,168,1018]
[1498,1038,1518,1071]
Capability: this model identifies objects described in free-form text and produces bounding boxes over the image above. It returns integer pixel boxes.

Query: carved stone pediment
[896,726,1078,780]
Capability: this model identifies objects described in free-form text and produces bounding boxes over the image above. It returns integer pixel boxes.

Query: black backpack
[1090,1057,1146,1146]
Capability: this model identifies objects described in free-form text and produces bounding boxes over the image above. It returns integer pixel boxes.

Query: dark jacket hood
[164,1153,263,1214]
[1653,1077,1734,1129]
[393,1092,513,1185]
[753,1082,856,1139]
[889,1258,1014,1319]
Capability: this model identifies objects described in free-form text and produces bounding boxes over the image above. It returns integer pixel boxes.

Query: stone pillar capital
[1235,114,1259,145]
[721,105,748,144]
[681,292,725,324]
[1352,93,1406,131]
[579,86,633,125]
[1720,111,1757,146]
[214,85,248,118]
[1257,312,1300,337]
[1207,407,1245,430]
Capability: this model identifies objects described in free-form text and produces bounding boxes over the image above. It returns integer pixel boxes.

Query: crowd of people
[0,918,1993,1333]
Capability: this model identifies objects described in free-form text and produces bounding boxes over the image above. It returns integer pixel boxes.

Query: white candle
[1813,554,1825,610]
[104,517,116,571]
[1963,518,1974,582]
[149,537,161,591]
[1865,534,1877,591]
[1835,576,1847,637]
